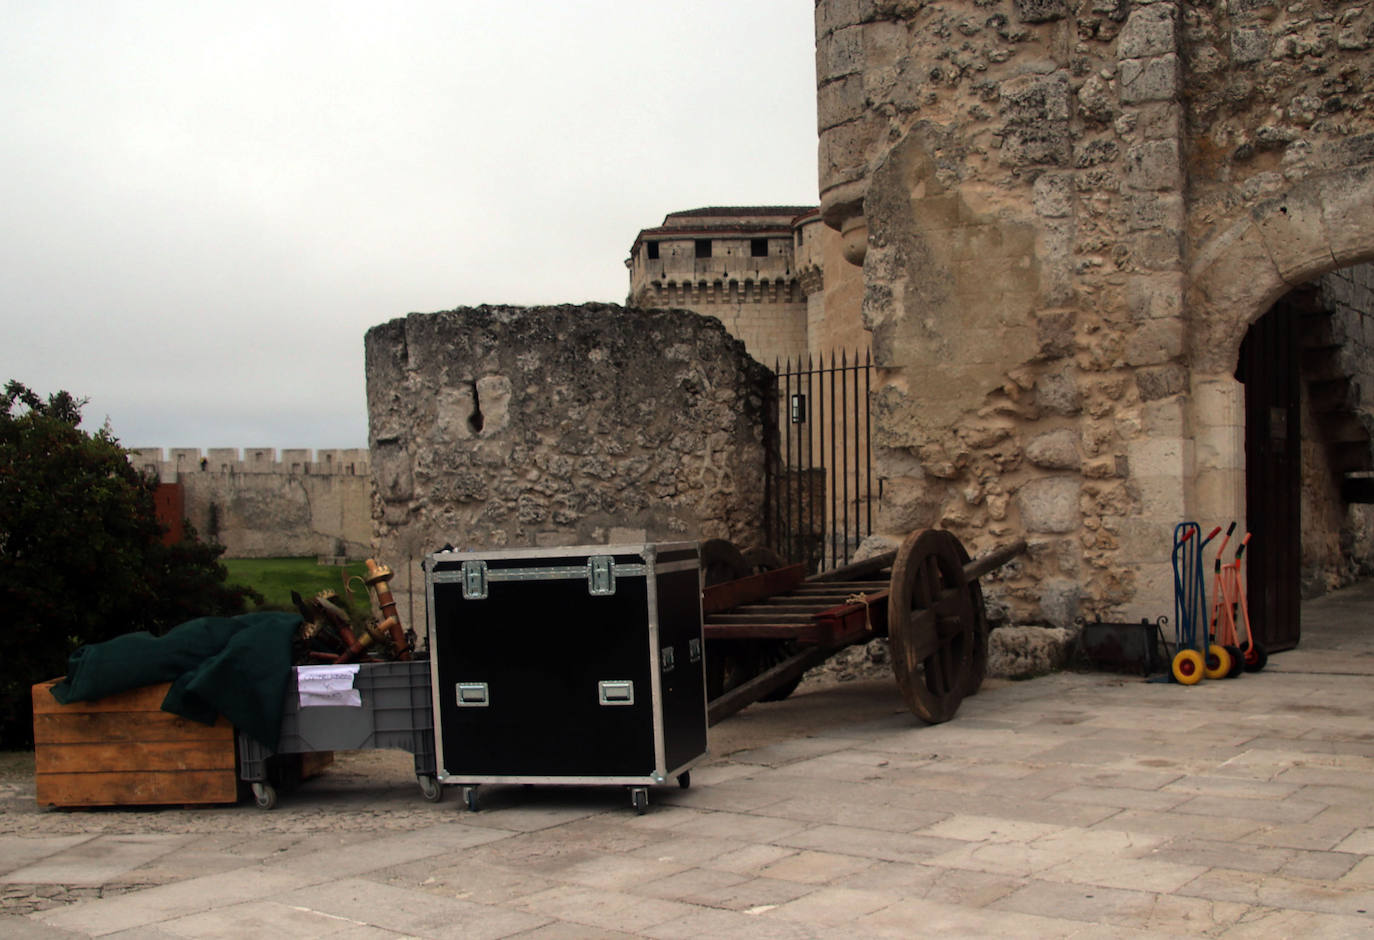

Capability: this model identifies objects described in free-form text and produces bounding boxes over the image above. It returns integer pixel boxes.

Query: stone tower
[815,0,1374,632]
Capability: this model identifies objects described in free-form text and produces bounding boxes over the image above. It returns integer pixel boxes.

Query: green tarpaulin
[50,612,300,749]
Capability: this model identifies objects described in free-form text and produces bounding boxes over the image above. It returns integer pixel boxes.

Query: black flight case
[425,542,708,813]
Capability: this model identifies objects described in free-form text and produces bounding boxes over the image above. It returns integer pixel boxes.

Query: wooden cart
[702,528,1024,726]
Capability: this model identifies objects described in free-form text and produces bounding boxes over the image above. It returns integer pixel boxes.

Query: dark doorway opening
[1237,300,1303,651]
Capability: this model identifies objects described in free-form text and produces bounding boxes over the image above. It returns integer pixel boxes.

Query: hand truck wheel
[1171,649,1204,685]
[1204,643,1232,680]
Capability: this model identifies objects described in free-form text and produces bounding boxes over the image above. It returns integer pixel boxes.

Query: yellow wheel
[1172,649,1204,685]
[1204,643,1232,680]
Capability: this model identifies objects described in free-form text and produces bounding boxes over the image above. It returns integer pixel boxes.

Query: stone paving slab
[2,835,189,886]
[9,579,1374,937]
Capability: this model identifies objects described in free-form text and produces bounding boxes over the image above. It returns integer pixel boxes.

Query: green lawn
[222,557,371,613]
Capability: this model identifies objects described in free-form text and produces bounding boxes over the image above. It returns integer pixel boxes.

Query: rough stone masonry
[364,304,772,619]
[815,0,1374,626]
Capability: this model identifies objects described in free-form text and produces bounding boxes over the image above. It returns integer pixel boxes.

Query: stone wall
[365,304,772,615]
[814,0,1374,625]
[1304,265,1374,591]
[126,447,372,559]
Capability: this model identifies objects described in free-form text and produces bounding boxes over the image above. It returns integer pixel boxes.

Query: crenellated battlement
[128,447,370,485]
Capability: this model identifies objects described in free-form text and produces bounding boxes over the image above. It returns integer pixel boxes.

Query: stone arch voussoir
[1189,165,1374,375]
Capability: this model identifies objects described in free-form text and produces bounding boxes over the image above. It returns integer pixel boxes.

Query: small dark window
[646,241,659,260]
[695,238,712,258]
[796,230,803,246]
[751,238,768,257]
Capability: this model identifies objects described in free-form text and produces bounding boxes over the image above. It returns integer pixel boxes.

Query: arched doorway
[1234,271,1374,652]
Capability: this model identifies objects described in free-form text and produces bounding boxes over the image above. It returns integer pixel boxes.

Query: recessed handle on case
[598,680,634,705]
[456,682,489,706]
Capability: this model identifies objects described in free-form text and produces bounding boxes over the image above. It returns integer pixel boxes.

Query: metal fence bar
[805,355,816,571]
[765,349,871,573]
[864,348,872,537]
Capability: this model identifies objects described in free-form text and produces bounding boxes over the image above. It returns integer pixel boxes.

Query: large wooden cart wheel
[888,529,981,724]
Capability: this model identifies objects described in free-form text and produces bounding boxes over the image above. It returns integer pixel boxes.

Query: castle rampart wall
[128,447,372,559]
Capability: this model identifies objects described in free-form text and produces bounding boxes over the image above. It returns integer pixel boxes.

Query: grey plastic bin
[238,659,438,808]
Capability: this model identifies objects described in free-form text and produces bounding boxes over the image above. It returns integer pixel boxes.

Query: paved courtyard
[4,579,1374,938]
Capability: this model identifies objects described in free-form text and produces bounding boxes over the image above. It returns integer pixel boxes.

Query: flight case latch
[461,560,489,599]
[588,555,616,596]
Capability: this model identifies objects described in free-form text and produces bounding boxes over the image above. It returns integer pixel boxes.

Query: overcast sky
[1,1,820,451]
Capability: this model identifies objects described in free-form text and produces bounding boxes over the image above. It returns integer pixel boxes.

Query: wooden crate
[32,679,239,807]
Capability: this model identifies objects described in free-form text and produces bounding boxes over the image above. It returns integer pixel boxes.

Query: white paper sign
[296,664,362,708]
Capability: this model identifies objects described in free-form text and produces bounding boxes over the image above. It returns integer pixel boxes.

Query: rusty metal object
[313,591,359,650]
[334,615,398,665]
[363,559,410,660]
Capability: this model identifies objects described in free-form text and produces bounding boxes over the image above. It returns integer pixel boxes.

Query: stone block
[1033,174,1074,218]
[1119,54,1180,104]
[1017,476,1081,533]
[1320,167,1374,266]
[1038,578,1083,627]
[1015,0,1069,24]
[1026,429,1082,470]
[1077,74,1116,126]
[988,625,1076,677]
[878,475,943,532]
[1036,369,1082,415]
[1117,5,1177,59]
[1124,318,1184,366]
[815,0,877,39]
[1135,363,1188,400]
[1231,26,1258,63]
[1126,434,1189,479]
[1251,190,1333,284]
[1126,273,1184,320]
[819,73,868,127]
[1133,230,1184,270]
[817,24,864,81]
[1125,139,1181,191]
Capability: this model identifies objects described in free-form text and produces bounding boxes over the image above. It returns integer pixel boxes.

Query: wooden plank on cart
[702,564,807,614]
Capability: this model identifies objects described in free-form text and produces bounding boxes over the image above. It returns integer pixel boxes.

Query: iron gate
[763,350,873,572]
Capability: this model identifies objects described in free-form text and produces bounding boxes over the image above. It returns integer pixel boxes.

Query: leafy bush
[0,381,261,746]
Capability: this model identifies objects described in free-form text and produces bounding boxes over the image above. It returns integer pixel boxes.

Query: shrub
[0,381,261,746]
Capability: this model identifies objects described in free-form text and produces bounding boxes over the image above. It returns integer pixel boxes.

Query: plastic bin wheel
[677,771,691,790]
[418,775,442,803]
[462,786,479,812]
[1203,644,1233,680]
[1171,649,1204,685]
[630,787,648,815]
[251,782,277,810]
